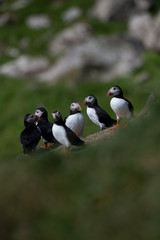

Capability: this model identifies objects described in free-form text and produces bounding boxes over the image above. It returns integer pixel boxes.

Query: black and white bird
[52,111,84,151]
[20,114,41,154]
[83,95,116,130]
[35,107,59,149]
[107,85,134,128]
[65,102,85,137]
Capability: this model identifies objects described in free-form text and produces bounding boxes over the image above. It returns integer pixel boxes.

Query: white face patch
[70,103,77,112]
[85,96,96,105]
[35,109,43,118]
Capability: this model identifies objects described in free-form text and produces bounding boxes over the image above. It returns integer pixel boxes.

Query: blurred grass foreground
[0,100,160,240]
[0,0,160,239]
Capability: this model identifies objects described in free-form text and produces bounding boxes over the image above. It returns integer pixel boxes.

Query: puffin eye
[113,87,116,90]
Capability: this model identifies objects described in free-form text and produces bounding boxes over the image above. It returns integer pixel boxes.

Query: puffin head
[83,95,98,107]
[70,102,82,113]
[24,113,37,126]
[107,85,123,97]
[52,111,62,121]
[35,107,48,120]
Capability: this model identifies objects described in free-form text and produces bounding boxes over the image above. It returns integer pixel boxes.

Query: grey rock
[89,0,126,21]
[26,14,51,29]
[0,55,49,78]
[129,12,160,51]
[48,22,92,56]
[89,0,150,22]
[5,47,20,57]
[38,35,144,83]
[11,0,32,10]
[62,7,82,23]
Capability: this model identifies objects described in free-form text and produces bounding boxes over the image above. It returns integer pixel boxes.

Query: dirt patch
[84,127,116,144]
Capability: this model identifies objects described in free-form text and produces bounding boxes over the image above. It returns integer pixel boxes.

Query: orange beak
[52,113,58,121]
[76,103,82,111]
[34,114,40,121]
[83,99,87,106]
[107,90,112,97]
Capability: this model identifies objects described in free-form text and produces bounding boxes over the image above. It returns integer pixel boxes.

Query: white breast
[87,107,105,130]
[52,124,71,148]
[65,113,85,137]
[110,97,131,120]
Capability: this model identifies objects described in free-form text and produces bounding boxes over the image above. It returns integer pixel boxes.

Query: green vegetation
[0,99,160,240]
[0,0,160,239]
[0,58,159,160]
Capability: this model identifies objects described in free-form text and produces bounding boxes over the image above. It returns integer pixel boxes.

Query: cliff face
[0,0,159,83]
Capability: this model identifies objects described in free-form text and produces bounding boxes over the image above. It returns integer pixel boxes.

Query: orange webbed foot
[40,145,48,150]
[112,120,120,130]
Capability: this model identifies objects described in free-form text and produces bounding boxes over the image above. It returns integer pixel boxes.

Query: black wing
[38,120,58,144]
[124,98,134,116]
[20,126,41,153]
[64,116,67,123]
[64,125,84,146]
[95,106,116,127]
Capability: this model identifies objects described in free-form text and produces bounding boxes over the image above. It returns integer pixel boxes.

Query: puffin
[20,114,41,154]
[83,95,116,130]
[52,111,84,151]
[35,107,59,149]
[107,85,134,129]
[65,102,85,137]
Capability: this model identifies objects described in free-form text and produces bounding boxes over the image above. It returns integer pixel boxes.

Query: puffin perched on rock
[83,95,116,130]
[52,111,84,151]
[35,107,59,149]
[107,85,134,129]
[65,102,85,137]
[20,114,41,154]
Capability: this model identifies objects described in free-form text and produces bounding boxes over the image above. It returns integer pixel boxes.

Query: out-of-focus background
[0,0,160,239]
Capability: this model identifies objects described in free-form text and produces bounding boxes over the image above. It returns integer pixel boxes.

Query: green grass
[0,100,160,240]
[0,0,160,238]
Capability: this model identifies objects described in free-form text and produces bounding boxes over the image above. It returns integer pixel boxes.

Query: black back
[20,123,41,154]
[123,97,134,116]
[94,105,117,128]
[37,118,58,144]
[36,108,58,144]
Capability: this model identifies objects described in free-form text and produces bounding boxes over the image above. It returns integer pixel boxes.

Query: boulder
[38,35,144,83]
[26,14,50,29]
[0,55,49,78]
[11,0,32,10]
[62,7,82,23]
[128,12,160,51]
[48,22,92,56]
[89,0,150,22]
[5,47,19,57]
